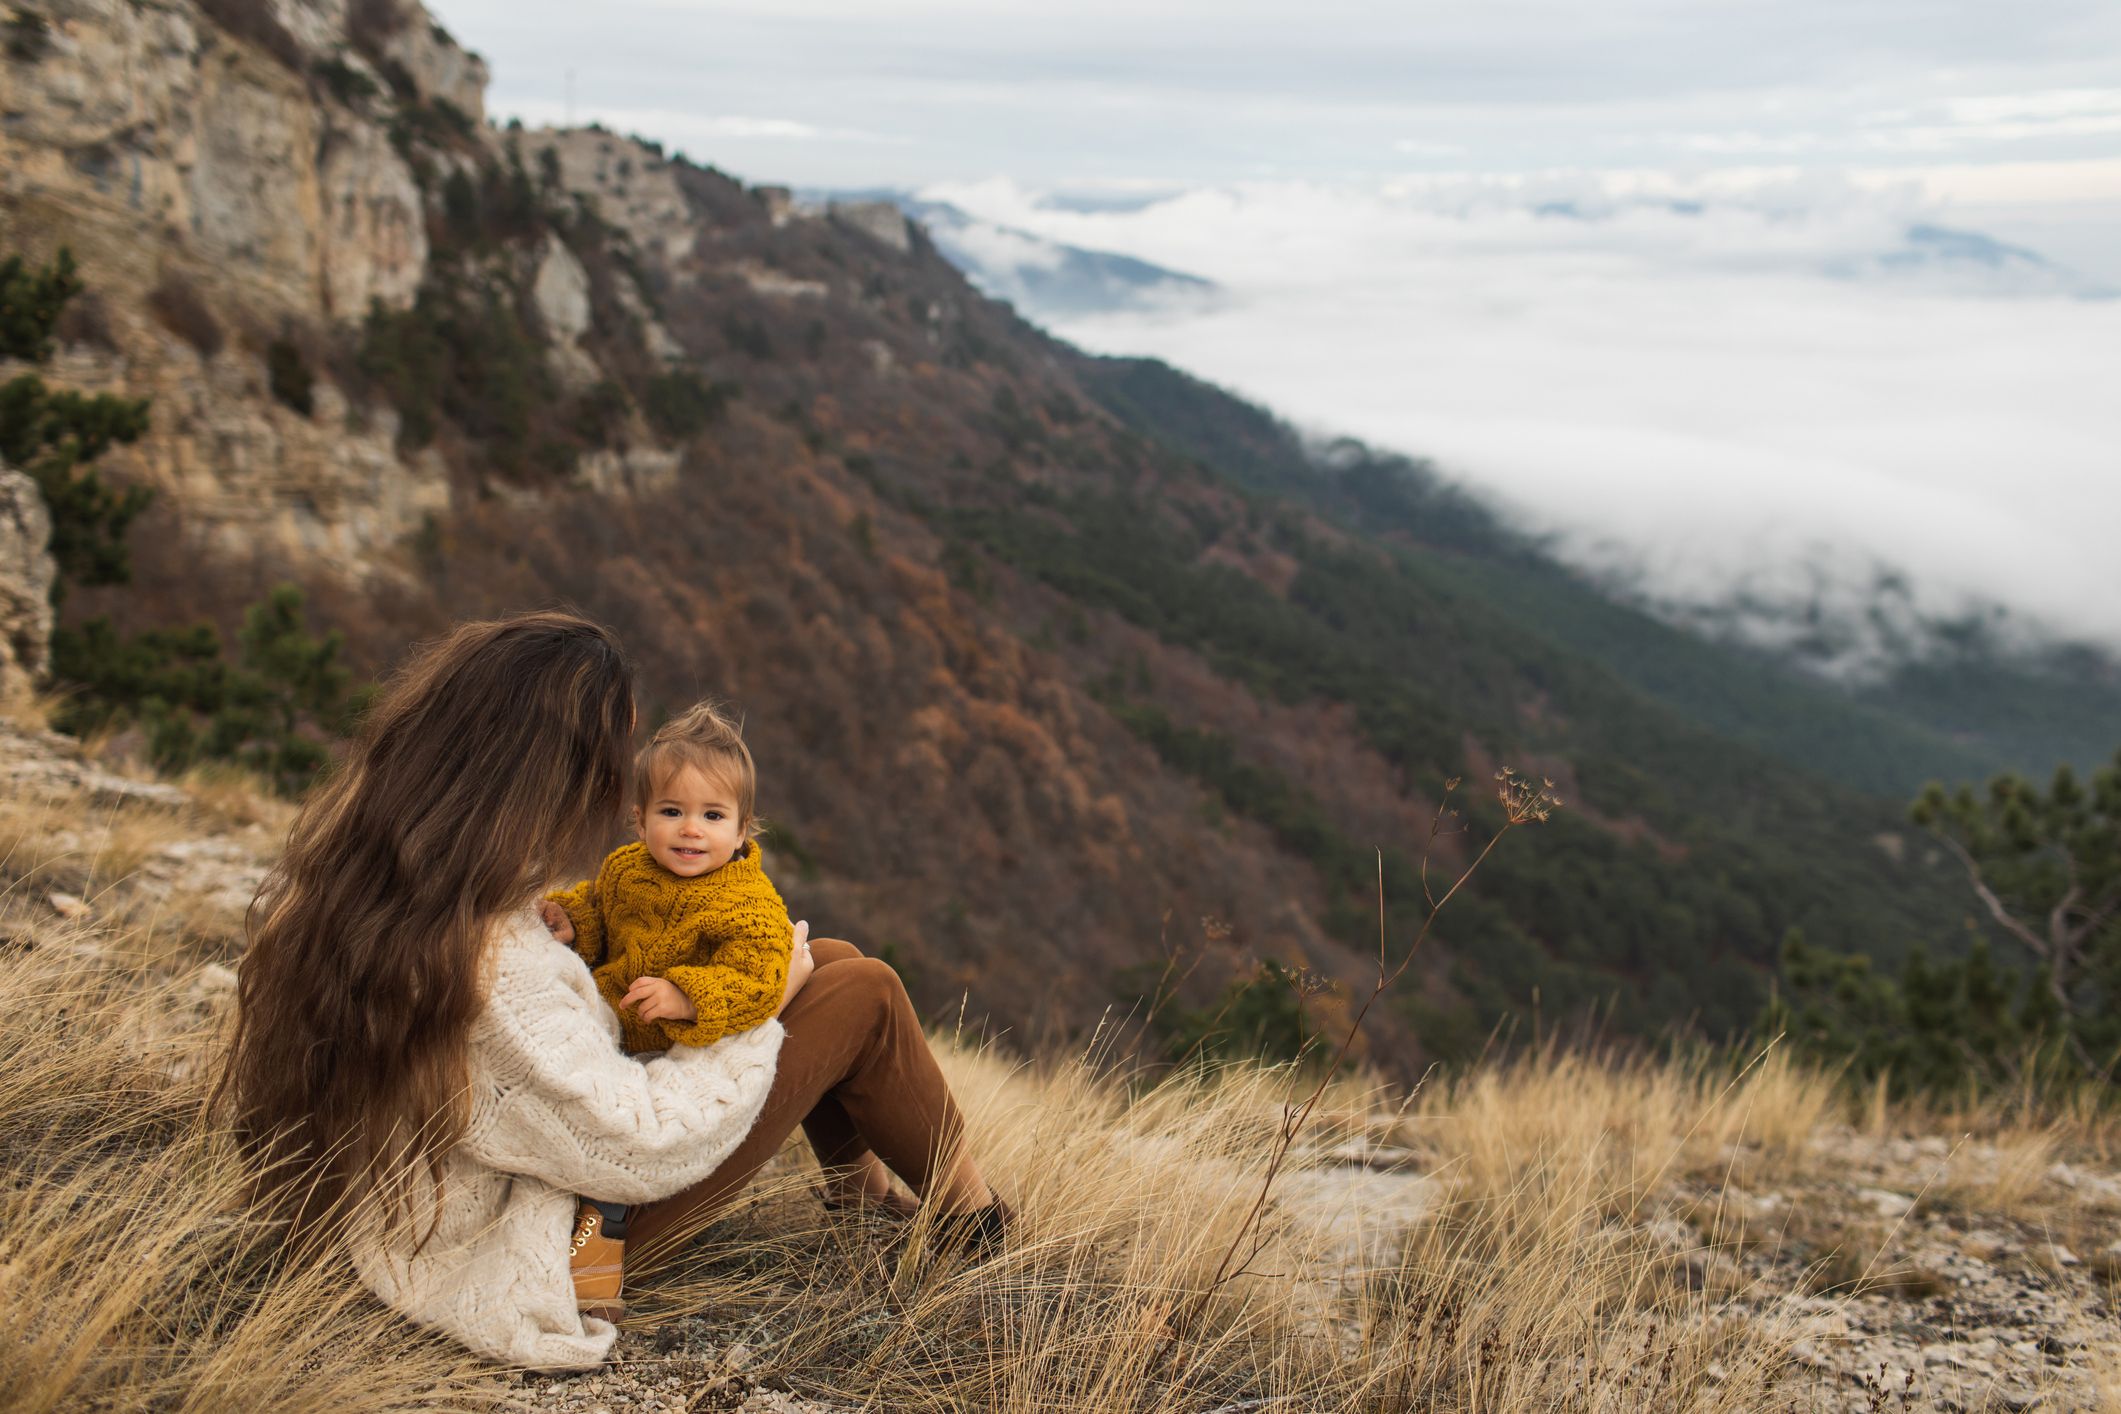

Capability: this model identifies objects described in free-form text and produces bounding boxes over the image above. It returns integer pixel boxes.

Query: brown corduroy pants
[626,938,968,1265]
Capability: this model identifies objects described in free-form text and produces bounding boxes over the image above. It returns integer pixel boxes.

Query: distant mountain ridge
[803,187,1219,317]
[1861,223,2117,299]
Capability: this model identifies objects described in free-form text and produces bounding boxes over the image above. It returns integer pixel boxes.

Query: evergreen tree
[1764,927,2066,1095]
[1912,754,2121,1065]
[1760,757,2121,1085]
[0,249,153,598]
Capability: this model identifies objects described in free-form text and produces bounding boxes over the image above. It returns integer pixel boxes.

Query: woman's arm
[462,918,782,1204]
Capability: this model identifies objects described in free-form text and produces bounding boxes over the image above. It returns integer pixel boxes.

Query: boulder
[533,233,593,342]
[0,460,57,692]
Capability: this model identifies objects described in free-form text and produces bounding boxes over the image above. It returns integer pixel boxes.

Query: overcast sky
[435,1,2120,202]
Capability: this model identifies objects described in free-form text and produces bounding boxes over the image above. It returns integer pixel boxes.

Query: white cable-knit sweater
[349,907,785,1371]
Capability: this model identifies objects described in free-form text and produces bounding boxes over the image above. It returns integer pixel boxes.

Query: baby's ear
[628,806,644,838]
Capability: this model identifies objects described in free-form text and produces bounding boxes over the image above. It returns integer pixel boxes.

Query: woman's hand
[778,920,814,1016]
[621,975,697,1025]
[538,900,575,945]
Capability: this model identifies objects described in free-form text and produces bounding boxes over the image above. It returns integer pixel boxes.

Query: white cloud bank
[924,175,2121,665]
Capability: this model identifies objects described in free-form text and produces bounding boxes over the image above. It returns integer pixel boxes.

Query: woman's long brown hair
[220,611,635,1237]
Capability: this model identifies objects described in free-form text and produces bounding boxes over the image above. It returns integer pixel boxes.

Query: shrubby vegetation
[355,144,721,477]
[52,588,353,796]
[1764,929,2065,1096]
[642,369,736,441]
[265,337,315,416]
[5,7,50,63]
[359,270,555,467]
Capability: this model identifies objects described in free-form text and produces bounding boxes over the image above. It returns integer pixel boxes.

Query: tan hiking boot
[569,1201,626,1321]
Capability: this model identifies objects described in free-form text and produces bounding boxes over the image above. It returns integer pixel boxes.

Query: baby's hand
[621,975,697,1025]
[538,900,575,945]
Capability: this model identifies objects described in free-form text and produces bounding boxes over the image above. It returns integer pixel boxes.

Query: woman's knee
[807,937,865,967]
[789,953,908,1026]
[837,956,907,1004]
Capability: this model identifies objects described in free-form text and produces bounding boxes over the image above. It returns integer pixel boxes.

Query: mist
[924,175,2121,666]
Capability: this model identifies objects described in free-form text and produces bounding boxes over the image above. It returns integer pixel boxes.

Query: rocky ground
[500,1136,2121,1414]
[1701,1130,2121,1412]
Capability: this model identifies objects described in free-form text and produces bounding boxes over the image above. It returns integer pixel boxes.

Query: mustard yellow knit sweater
[546,840,791,1053]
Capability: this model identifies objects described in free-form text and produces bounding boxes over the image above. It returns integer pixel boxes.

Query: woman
[220,611,1001,1370]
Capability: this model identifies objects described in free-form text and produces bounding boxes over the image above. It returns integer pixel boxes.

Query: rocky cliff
[0,0,464,575]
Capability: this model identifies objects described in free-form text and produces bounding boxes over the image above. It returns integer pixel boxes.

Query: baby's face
[635,766,746,878]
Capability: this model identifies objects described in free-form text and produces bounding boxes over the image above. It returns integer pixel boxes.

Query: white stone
[1858,1187,1914,1218]
[734,260,829,299]
[533,234,593,342]
[191,962,239,995]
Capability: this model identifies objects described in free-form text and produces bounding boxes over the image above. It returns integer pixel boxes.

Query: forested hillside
[2,0,2003,1066]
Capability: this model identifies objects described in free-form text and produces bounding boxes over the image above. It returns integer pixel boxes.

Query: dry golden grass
[0,938,507,1413]
[1933,1126,2064,1218]
[1402,1040,1843,1217]
[175,760,300,832]
[606,1035,1815,1412]
[1,885,1816,1413]
[0,679,58,731]
[0,779,184,897]
[8,754,2120,1411]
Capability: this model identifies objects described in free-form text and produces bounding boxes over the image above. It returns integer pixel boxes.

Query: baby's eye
[705,811,725,821]
[659,807,681,817]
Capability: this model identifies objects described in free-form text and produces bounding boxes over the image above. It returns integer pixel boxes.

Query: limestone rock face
[319,120,430,318]
[0,461,57,690]
[376,7,489,123]
[0,0,464,576]
[0,0,680,589]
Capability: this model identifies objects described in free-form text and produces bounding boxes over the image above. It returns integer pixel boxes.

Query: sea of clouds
[921,173,2121,673]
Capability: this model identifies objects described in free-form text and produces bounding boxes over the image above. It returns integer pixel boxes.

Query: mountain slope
[3,0,1990,1066]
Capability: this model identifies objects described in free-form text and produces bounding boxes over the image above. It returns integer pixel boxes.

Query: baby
[540,699,797,1054]
[543,700,805,1319]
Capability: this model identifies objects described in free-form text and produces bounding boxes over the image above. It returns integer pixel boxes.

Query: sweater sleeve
[464,917,783,1204]
[657,859,793,1049]
[545,874,606,970]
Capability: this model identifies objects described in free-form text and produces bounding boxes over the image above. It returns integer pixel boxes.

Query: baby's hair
[634,700,763,839]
